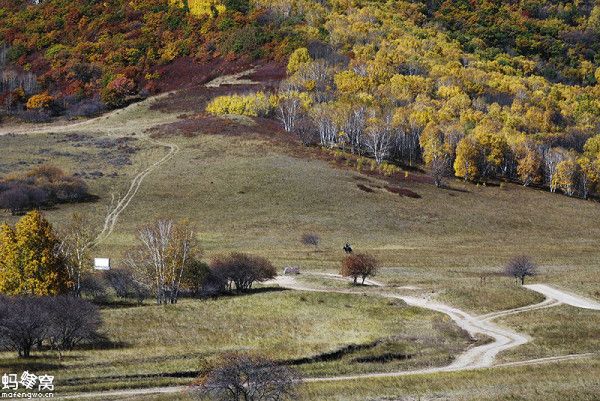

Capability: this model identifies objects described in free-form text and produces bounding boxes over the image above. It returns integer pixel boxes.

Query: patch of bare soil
[384,185,422,199]
[149,56,250,93]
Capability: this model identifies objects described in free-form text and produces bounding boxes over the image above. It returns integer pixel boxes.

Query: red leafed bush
[101,75,136,108]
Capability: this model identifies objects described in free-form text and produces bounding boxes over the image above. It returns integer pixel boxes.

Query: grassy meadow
[0,290,472,393]
[2,91,600,305]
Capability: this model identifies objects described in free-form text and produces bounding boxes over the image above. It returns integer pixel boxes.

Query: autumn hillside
[3,1,600,193]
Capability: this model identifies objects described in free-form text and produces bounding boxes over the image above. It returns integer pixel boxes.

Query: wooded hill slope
[3,0,600,195]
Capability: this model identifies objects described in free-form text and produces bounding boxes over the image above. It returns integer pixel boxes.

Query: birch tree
[363,114,392,165]
[311,103,339,147]
[341,105,366,154]
[127,219,199,304]
[59,213,97,297]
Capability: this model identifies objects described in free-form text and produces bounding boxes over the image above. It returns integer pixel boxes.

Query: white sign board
[94,258,111,271]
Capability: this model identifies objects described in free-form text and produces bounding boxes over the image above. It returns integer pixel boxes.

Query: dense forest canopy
[3,0,600,196]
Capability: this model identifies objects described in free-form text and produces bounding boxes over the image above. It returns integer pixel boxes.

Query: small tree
[340,253,378,285]
[0,296,101,358]
[0,211,70,296]
[430,156,450,188]
[211,253,276,292]
[301,233,320,251]
[126,219,200,304]
[0,296,49,358]
[59,212,97,297]
[181,259,211,296]
[193,355,301,401]
[505,255,537,285]
[46,296,102,356]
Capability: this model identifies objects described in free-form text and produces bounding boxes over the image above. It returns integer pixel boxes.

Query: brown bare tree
[301,233,320,251]
[46,296,102,356]
[0,296,101,358]
[430,156,450,188]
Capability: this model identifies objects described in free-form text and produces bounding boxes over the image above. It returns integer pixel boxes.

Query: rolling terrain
[0,67,599,400]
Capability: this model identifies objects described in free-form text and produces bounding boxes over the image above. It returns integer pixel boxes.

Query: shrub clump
[206,92,272,117]
[0,165,91,215]
[26,92,54,110]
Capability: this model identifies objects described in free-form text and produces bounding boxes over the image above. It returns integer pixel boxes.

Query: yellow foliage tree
[453,136,481,181]
[516,146,542,186]
[473,123,508,175]
[26,92,53,110]
[0,211,70,296]
[287,48,312,75]
[583,135,600,158]
[419,123,445,165]
[552,159,578,196]
[171,0,225,17]
[389,74,432,103]
[334,70,370,95]
[577,156,600,198]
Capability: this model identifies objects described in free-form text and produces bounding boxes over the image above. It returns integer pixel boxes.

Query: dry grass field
[0,290,473,393]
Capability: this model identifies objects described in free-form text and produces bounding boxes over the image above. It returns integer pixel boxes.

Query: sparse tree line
[0,211,103,359]
[124,219,277,304]
[0,165,91,215]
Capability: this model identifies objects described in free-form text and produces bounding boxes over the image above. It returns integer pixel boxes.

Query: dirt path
[524,284,600,310]
[89,69,258,243]
[2,69,259,244]
[60,352,598,400]
[93,138,180,244]
[275,275,600,376]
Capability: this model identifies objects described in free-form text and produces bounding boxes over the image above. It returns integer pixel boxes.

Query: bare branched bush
[505,255,537,285]
[430,156,450,188]
[104,268,149,304]
[301,233,320,250]
[0,165,90,214]
[211,253,276,292]
[192,355,301,401]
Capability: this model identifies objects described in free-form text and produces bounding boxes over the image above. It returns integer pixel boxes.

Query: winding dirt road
[274,275,531,373]
[61,274,599,399]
